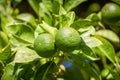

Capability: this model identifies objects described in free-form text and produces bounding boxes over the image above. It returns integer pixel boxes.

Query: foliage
[0,0,120,80]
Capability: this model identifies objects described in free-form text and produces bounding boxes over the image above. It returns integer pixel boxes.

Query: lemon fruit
[101,3,120,24]
[55,27,81,52]
[34,33,55,58]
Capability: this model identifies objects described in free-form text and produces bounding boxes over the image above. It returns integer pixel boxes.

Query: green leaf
[0,43,11,63]
[59,11,75,27]
[28,0,39,16]
[64,0,86,11]
[39,1,52,23]
[6,23,34,43]
[96,29,120,43]
[86,13,100,26]
[109,21,120,33]
[34,61,58,80]
[16,13,36,26]
[93,36,116,63]
[79,26,102,48]
[34,25,45,38]
[79,38,99,60]
[71,19,92,30]
[1,63,16,80]
[52,0,62,14]
[0,31,8,50]
[40,21,58,37]
[11,34,32,47]
[78,26,95,37]
[14,47,40,63]
[70,54,101,80]
[111,0,120,5]
[11,0,22,8]
[59,5,67,15]
[17,64,34,80]
[83,37,103,48]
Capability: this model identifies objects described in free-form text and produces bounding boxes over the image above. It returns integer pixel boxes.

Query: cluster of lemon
[34,27,81,58]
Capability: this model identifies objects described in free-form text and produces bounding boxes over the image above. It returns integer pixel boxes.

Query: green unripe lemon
[101,3,120,24]
[55,27,81,52]
[34,33,55,58]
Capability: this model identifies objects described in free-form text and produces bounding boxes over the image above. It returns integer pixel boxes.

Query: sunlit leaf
[93,36,116,63]
[85,37,103,48]
[59,11,75,27]
[79,38,99,60]
[71,19,92,30]
[96,29,120,43]
[14,47,40,63]
[40,21,58,37]
[1,63,16,80]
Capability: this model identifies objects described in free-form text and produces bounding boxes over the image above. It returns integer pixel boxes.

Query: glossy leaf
[14,47,40,63]
[6,23,34,43]
[86,13,100,26]
[93,36,116,63]
[10,34,32,47]
[1,63,16,80]
[79,38,99,60]
[64,0,86,11]
[96,29,120,43]
[83,37,102,48]
[79,26,102,48]
[71,19,92,30]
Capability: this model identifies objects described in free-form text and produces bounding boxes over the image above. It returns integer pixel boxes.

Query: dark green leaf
[64,0,86,11]
[0,31,8,50]
[70,54,101,80]
[17,64,34,80]
[111,0,120,5]
[28,0,39,16]
[93,36,116,63]
[34,61,58,80]
[0,43,11,63]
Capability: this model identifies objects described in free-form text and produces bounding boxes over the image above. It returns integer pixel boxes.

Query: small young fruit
[101,3,120,24]
[55,27,81,52]
[34,33,55,58]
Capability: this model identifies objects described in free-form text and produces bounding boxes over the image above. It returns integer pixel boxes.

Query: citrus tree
[0,0,120,80]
